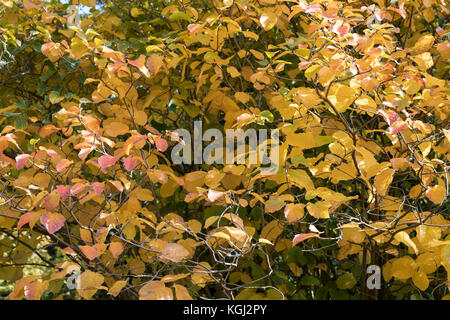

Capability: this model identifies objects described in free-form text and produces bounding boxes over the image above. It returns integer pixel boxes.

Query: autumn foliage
[0,0,449,300]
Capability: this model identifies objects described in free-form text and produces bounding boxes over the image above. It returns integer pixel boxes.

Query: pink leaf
[128,55,150,78]
[378,110,399,126]
[207,190,225,202]
[154,137,168,152]
[132,135,147,144]
[98,155,118,169]
[71,183,87,196]
[56,185,71,201]
[187,24,202,33]
[41,42,55,56]
[389,121,408,135]
[122,157,138,171]
[337,24,350,37]
[16,154,30,169]
[78,147,93,160]
[56,159,73,172]
[40,212,66,234]
[44,193,60,212]
[45,149,58,158]
[92,182,105,195]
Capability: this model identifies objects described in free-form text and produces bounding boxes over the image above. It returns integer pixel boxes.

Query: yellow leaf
[306,201,331,219]
[394,231,418,255]
[139,281,173,300]
[173,284,193,300]
[260,220,283,242]
[284,203,305,222]
[260,11,277,31]
[77,270,106,300]
[160,243,190,263]
[108,280,127,297]
[328,84,358,113]
[104,121,129,137]
[390,256,417,280]
[265,197,285,213]
[426,181,446,204]
[226,66,240,78]
[374,168,395,196]
[412,270,429,291]
[130,8,143,17]
[258,238,274,246]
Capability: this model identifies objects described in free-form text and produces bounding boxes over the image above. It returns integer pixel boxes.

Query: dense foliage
[0,0,449,300]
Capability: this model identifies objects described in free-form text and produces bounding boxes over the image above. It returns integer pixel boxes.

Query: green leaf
[169,12,191,22]
[259,110,274,123]
[336,273,356,289]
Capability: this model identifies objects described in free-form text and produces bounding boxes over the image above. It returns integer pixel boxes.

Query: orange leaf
[108,242,123,259]
[40,212,65,234]
[98,155,118,169]
[56,159,73,172]
[292,233,319,246]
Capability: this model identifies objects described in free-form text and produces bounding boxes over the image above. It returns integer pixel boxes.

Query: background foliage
[0,0,449,300]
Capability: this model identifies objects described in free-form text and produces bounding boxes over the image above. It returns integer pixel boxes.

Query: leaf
[92,182,105,195]
[79,244,107,260]
[77,270,106,300]
[44,192,60,212]
[292,233,319,246]
[108,242,123,259]
[49,91,64,104]
[169,11,191,22]
[287,169,315,191]
[160,243,190,263]
[412,270,429,291]
[154,136,168,152]
[24,281,48,300]
[265,198,285,213]
[9,276,40,300]
[122,157,138,171]
[258,238,274,246]
[306,201,331,219]
[38,124,60,138]
[207,189,224,202]
[17,212,41,230]
[284,203,305,222]
[40,212,65,234]
[327,84,357,113]
[336,273,356,289]
[139,281,173,300]
[374,168,395,197]
[108,280,128,297]
[98,155,118,169]
[391,256,417,280]
[173,284,193,300]
[56,185,71,201]
[260,11,277,31]
[426,183,446,204]
[394,231,418,255]
[300,275,321,286]
[15,154,30,169]
[146,54,164,74]
[104,122,129,137]
[56,159,73,172]
[260,220,283,242]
